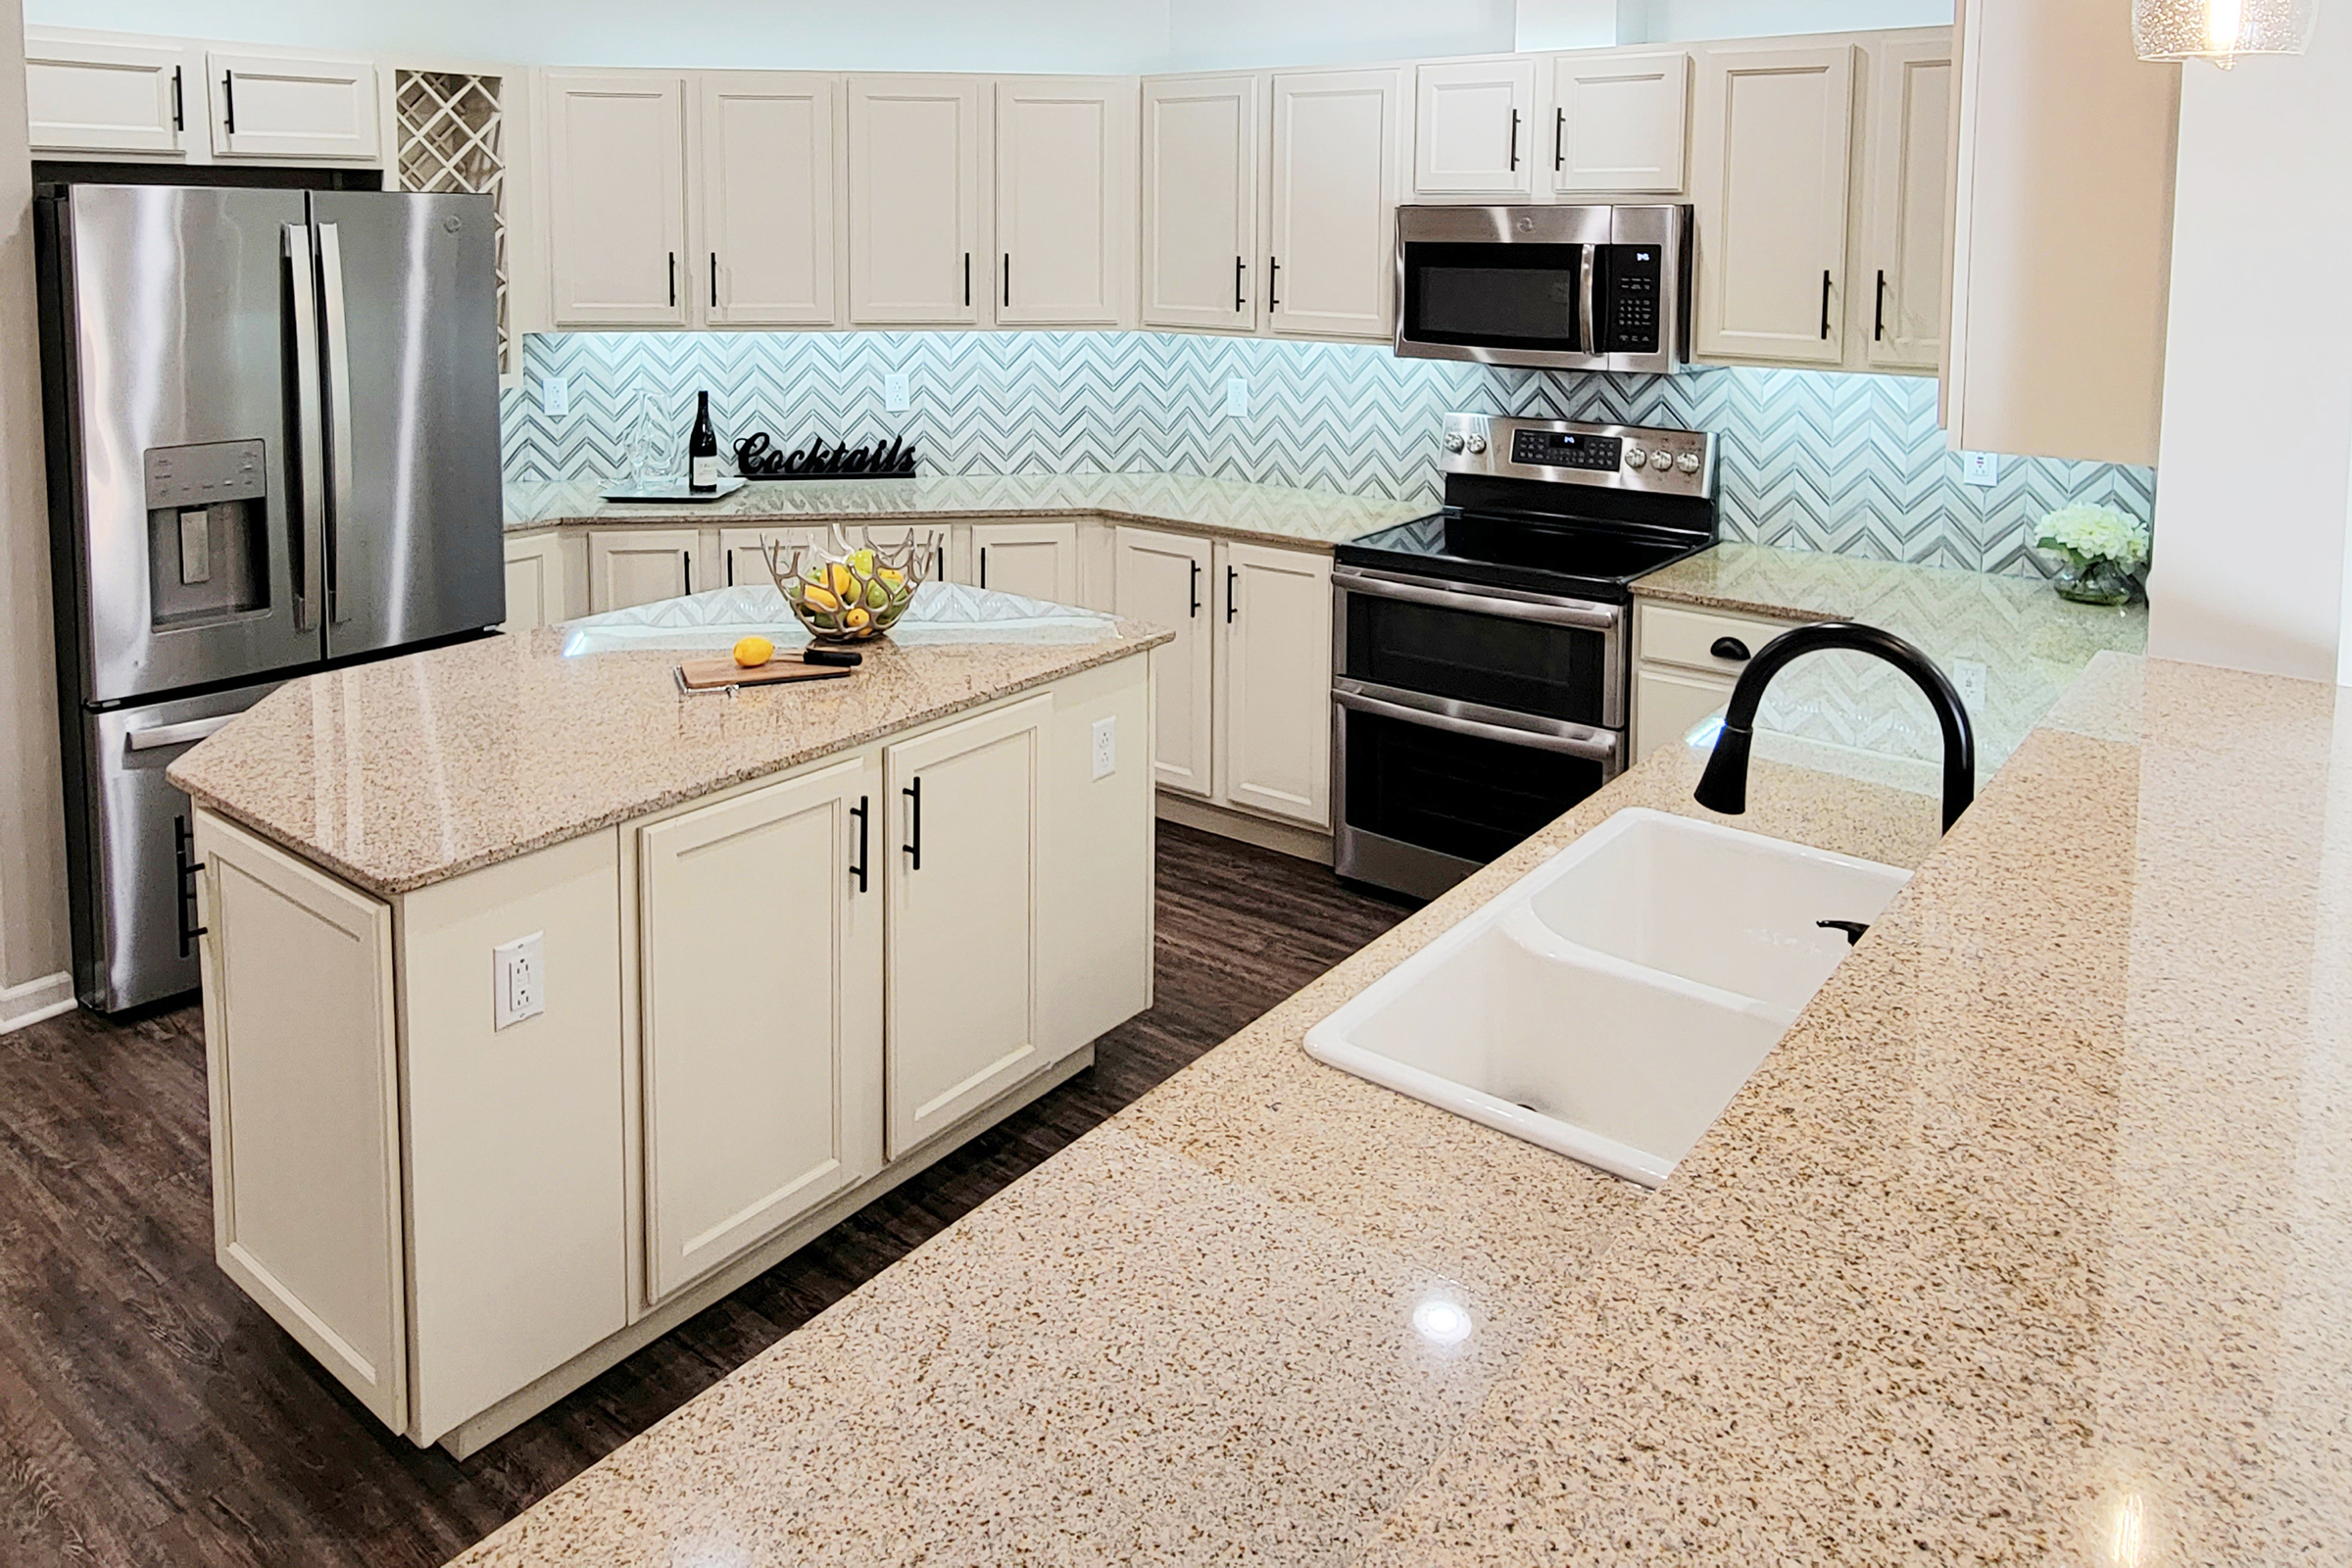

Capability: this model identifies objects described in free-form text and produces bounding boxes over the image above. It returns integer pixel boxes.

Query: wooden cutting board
[676,655,857,692]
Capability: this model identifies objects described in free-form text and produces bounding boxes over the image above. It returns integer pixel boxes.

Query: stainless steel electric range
[1332,412,1719,900]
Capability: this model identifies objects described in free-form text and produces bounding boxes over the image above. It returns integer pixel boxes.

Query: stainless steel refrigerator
[36,184,507,1012]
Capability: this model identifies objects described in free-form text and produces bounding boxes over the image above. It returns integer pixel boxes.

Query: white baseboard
[0,971,76,1035]
[1155,792,1334,865]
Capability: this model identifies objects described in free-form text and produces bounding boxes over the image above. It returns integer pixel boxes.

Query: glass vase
[2048,550,2136,608]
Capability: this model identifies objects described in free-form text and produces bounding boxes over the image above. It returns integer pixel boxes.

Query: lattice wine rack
[393,71,511,372]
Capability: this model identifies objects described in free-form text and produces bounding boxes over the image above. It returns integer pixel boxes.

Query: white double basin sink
[1305,808,1911,1187]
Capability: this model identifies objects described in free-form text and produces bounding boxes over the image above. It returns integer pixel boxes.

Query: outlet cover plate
[494,932,545,1031]
[539,374,568,417]
[1224,376,1250,418]
[1090,716,1117,780]
[884,371,911,413]
[1961,451,2001,487]
[1949,658,1988,712]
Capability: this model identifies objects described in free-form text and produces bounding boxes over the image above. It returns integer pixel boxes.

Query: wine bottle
[688,390,719,493]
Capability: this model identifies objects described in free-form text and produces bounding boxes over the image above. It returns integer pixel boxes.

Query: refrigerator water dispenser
[144,440,268,625]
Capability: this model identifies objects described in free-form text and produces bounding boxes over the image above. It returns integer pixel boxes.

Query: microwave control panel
[1604,244,1663,356]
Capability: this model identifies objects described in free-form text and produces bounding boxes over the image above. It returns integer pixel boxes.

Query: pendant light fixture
[2133,0,2318,68]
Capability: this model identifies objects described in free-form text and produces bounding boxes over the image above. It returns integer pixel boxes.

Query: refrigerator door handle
[315,220,356,625]
[283,222,325,633]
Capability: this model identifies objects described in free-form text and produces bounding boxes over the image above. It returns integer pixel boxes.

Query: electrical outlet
[884,371,911,413]
[539,374,568,417]
[1224,376,1250,418]
[494,933,545,1031]
[1961,451,2001,487]
[1949,658,1988,712]
[1090,715,1117,780]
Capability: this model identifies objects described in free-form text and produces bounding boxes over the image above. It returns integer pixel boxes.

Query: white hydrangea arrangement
[2035,505,2150,570]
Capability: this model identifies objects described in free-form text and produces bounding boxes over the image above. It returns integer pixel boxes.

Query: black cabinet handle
[1820,270,1833,341]
[1874,270,1887,342]
[903,777,922,870]
[172,67,184,132]
[221,72,236,134]
[979,546,987,589]
[1508,109,1521,172]
[1004,253,1011,309]
[1554,107,1565,172]
[710,252,719,307]
[963,252,970,308]
[849,795,869,892]
[1225,564,1238,623]
[1189,559,1200,617]
[682,551,692,593]
[1234,255,1246,315]
[668,252,677,309]
[1268,257,1280,311]
[1711,636,1752,662]
[173,815,207,958]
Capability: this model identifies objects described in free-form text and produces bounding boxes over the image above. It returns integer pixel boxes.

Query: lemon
[878,566,905,587]
[826,563,857,596]
[732,635,774,668]
[802,583,841,612]
[844,607,871,631]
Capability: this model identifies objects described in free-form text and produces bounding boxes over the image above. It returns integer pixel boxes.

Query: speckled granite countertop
[169,584,1168,897]
[447,649,2352,1566]
[505,472,1432,553]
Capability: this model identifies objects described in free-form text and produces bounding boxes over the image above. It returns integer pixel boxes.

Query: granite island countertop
[447,650,2352,1566]
[169,582,1170,897]
[504,471,1434,554]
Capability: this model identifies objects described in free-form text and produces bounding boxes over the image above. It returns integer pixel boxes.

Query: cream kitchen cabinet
[639,754,884,1300]
[502,532,567,630]
[995,77,1137,328]
[545,73,691,327]
[1862,34,1953,373]
[1631,600,1800,760]
[695,74,840,326]
[971,521,1080,604]
[848,74,990,327]
[1140,74,1260,332]
[1214,540,1333,829]
[717,525,830,590]
[1545,48,1690,197]
[208,50,380,161]
[588,528,700,612]
[1112,526,1214,798]
[24,30,195,155]
[1690,41,1857,368]
[1267,67,1405,342]
[1412,57,1537,200]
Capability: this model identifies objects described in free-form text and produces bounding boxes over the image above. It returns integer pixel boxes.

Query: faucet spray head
[1692,723,1754,816]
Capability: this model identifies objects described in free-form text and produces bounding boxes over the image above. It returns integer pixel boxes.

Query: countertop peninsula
[448,650,2352,1566]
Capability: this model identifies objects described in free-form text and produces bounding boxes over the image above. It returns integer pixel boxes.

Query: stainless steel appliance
[37,183,506,1011]
[1394,204,1692,373]
[1333,413,1718,900]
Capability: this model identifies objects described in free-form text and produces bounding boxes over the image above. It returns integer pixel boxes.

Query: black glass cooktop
[1338,509,1713,603]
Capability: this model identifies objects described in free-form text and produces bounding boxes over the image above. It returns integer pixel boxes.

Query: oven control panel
[1440,414,1716,499]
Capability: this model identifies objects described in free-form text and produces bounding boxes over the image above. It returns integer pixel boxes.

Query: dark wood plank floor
[0,822,1408,1568]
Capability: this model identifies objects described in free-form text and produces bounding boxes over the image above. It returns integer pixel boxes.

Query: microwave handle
[1578,243,1599,358]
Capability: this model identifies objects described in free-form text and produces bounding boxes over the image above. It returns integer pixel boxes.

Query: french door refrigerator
[36,183,506,1012]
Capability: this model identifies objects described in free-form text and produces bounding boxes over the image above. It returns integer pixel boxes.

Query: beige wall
[0,0,73,1014]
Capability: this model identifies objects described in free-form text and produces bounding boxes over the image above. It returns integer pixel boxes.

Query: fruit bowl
[760,524,942,642]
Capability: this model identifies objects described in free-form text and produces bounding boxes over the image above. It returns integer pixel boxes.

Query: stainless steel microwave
[1394,204,1693,374]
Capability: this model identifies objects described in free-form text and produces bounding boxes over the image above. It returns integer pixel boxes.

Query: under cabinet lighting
[2133,0,2317,67]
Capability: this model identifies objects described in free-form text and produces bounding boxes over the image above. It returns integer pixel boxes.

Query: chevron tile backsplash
[504,331,2156,578]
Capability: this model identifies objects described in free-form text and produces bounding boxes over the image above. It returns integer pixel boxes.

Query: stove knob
[1677,452,1702,475]
[1649,450,1676,472]
[1623,445,1648,470]
[1443,433,1466,454]
[1465,435,1489,456]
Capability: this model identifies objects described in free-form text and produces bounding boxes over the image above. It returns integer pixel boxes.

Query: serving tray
[602,476,749,504]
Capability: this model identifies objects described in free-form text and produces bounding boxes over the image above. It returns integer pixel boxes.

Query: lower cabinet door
[1112,525,1213,797]
[502,534,564,630]
[589,529,698,612]
[885,695,1049,1157]
[639,753,885,1301]
[972,521,1080,605]
[717,525,831,591]
[1215,540,1334,828]
[1633,664,1735,760]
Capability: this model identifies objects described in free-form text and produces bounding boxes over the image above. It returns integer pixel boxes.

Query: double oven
[1333,415,1718,901]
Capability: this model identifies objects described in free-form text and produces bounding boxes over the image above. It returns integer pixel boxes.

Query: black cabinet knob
[1711,636,1751,662]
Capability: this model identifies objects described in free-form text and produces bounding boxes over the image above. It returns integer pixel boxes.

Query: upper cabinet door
[208,51,380,161]
[848,75,988,327]
[1547,49,1690,196]
[1412,58,1536,199]
[696,74,839,327]
[1268,68,1405,342]
[1141,74,1260,331]
[1863,36,1953,373]
[1691,43,1857,367]
[995,77,1137,328]
[24,31,192,155]
[546,74,690,328]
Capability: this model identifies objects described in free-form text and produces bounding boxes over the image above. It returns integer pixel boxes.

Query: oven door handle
[1335,688,1623,764]
[1333,566,1623,633]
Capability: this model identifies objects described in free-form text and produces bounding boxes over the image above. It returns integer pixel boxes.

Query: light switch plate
[1224,376,1250,418]
[1960,451,2001,487]
[494,932,545,1031]
[539,374,568,417]
[1090,715,1117,780]
[884,371,911,413]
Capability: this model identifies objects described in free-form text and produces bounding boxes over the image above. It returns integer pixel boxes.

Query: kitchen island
[169,583,1169,1457]
[448,651,2351,1565]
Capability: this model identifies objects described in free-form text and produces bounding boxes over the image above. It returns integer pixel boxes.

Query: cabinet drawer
[1638,601,1799,675]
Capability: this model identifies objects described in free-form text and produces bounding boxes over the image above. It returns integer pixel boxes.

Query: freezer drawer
[72,682,280,1012]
